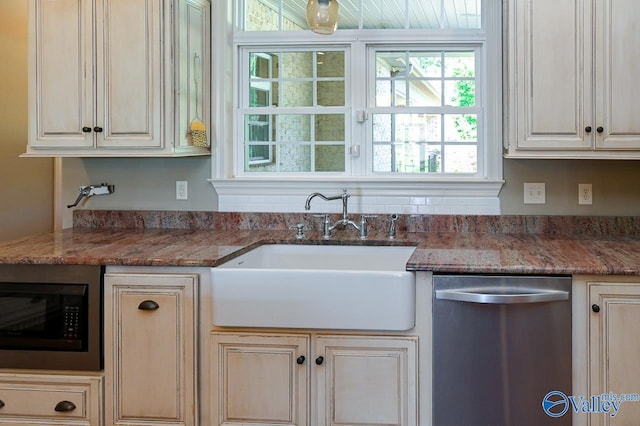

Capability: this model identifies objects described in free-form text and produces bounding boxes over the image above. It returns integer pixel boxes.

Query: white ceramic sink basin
[211,244,416,331]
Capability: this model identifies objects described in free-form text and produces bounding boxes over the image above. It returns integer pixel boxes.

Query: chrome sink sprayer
[304,189,373,239]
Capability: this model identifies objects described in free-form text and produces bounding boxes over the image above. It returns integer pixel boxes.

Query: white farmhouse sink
[211,244,416,331]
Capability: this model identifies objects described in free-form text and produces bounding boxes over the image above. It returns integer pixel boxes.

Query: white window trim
[208,0,504,214]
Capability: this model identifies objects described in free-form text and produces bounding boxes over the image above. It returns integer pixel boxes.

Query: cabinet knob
[82,126,92,133]
[54,400,76,412]
[592,304,600,313]
[296,356,306,365]
[596,126,604,133]
[138,300,160,310]
[315,356,324,365]
[0,400,4,408]
[585,126,592,133]
[93,126,103,133]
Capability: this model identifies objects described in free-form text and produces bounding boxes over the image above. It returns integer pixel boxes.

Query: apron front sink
[211,244,416,331]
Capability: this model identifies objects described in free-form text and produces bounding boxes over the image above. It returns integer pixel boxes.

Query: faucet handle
[313,214,332,239]
[289,223,307,239]
[388,214,399,239]
[359,215,377,239]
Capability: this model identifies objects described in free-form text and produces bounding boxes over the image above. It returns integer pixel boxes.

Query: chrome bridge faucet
[304,189,374,239]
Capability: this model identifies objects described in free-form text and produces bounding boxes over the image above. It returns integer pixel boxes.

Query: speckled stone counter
[0,210,639,275]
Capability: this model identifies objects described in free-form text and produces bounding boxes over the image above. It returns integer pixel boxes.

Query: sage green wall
[60,157,217,229]
[59,156,640,223]
[501,159,640,216]
[0,0,53,241]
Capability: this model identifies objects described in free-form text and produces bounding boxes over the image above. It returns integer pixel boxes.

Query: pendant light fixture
[306,0,339,35]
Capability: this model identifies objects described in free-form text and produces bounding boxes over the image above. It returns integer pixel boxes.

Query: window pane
[249,84,271,107]
[244,0,308,31]
[318,81,345,106]
[445,80,475,107]
[410,52,442,78]
[442,0,481,29]
[278,144,311,172]
[316,114,345,142]
[315,145,345,171]
[317,51,344,77]
[281,52,313,78]
[362,0,406,29]
[279,81,313,107]
[278,115,312,141]
[444,114,477,142]
[444,145,477,173]
[445,51,475,77]
[250,53,274,78]
[243,0,482,31]
[409,80,441,107]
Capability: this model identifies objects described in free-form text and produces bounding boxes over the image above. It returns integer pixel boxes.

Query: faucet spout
[304,189,349,211]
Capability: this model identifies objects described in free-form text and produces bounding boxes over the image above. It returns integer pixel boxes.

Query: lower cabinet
[589,280,640,425]
[210,332,418,426]
[0,372,103,425]
[105,273,198,426]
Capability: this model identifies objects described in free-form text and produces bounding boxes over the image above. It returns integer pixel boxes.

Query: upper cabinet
[26,0,210,157]
[505,0,640,158]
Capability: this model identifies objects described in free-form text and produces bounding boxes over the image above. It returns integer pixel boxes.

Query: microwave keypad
[63,306,81,339]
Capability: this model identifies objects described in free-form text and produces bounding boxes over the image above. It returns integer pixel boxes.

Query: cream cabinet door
[29,0,95,149]
[589,282,640,425]
[94,0,163,149]
[105,273,198,426]
[314,335,418,426]
[210,333,309,426]
[28,0,162,150]
[510,0,593,151]
[27,0,210,156]
[507,0,640,156]
[594,0,640,150]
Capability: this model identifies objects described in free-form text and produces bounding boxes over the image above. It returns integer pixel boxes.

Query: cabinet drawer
[0,373,102,424]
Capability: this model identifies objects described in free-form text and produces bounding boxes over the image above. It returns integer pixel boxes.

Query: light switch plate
[524,182,546,204]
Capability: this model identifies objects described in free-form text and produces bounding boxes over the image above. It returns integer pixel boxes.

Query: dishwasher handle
[435,286,569,304]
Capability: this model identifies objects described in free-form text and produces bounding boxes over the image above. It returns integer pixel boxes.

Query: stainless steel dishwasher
[433,275,572,426]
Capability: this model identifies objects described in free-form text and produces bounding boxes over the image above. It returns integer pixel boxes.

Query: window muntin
[241,48,347,173]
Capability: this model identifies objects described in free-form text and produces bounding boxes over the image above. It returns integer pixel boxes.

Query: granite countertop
[0,210,639,275]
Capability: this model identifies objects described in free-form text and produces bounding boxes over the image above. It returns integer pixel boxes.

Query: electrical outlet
[579,183,593,205]
[524,182,546,204]
[176,181,188,200]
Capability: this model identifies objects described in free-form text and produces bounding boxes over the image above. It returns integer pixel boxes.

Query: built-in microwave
[0,264,103,371]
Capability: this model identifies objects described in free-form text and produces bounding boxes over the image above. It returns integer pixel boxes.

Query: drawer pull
[0,400,4,408]
[55,400,76,412]
[315,356,324,365]
[138,300,160,310]
[296,355,306,365]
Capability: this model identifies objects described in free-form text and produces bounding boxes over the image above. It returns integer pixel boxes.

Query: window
[241,49,348,172]
[210,0,503,212]
[370,49,480,174]
[233,0,494,179]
